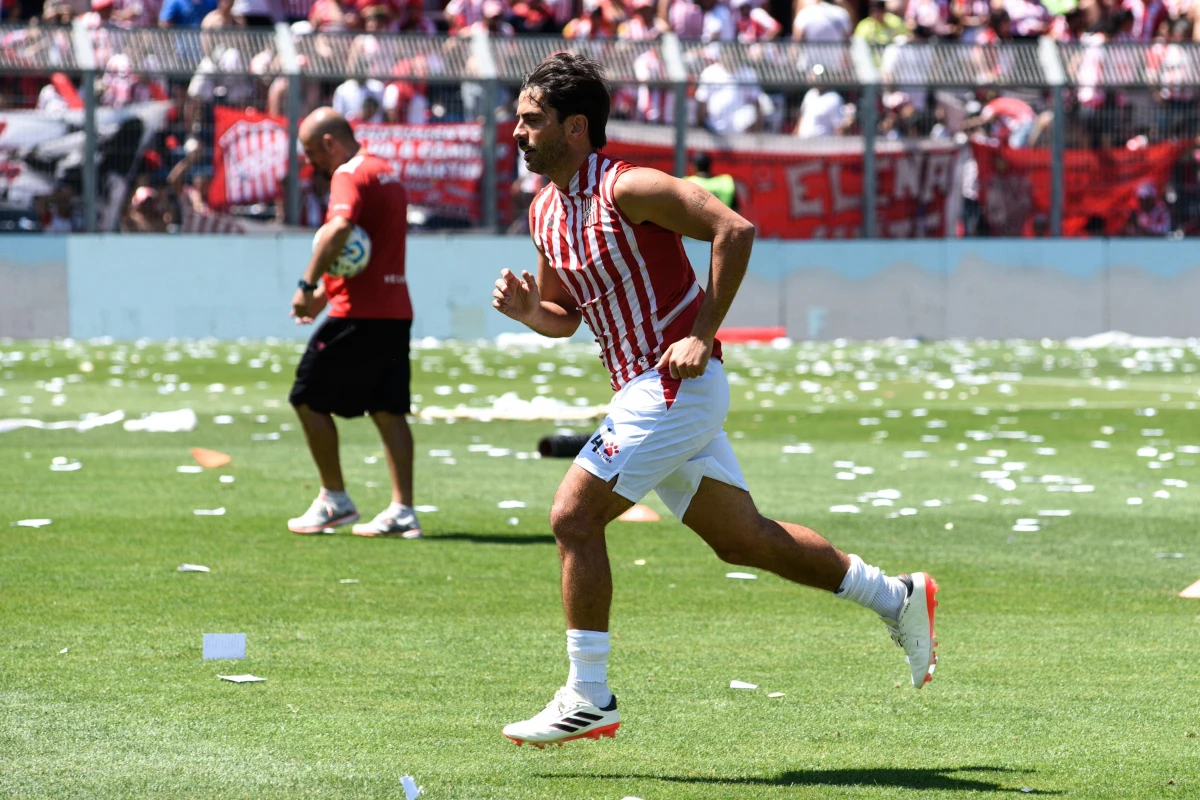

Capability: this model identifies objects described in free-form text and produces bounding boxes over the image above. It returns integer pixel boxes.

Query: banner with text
[604,126,960,239]
[210,108,515,223]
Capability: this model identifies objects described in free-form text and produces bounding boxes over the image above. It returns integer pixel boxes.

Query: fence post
[1039,36,1067,237]
[661,33,688,178]
[71,19,97,233]
[276,22,301,226]
[850,37,879,238]
[471,29,499,232]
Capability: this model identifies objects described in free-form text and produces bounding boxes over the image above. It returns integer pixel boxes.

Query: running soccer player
[286,108,422,539]
[492,54,939,748]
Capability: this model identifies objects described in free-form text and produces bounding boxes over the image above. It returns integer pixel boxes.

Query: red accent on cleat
[503,722,620,749]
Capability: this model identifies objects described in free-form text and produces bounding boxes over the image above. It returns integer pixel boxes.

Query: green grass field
[2,335,1198,799]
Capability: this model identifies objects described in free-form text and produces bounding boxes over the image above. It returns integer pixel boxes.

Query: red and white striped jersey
[529,153,721,390]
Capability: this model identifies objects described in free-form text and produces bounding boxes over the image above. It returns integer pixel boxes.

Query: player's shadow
[429,532,557,546]
[551,766,1059,794]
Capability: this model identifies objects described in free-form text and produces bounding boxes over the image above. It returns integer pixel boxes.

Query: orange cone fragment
[1179,579,1200,599]
[191,448,232,469]
[618,504,660,523]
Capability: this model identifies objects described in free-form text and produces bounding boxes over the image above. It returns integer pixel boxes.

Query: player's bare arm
[614,167,755,380]
[492,243,583,338]
[291,215,353,322]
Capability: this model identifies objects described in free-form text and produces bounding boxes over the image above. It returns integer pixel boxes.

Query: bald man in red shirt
[287,107,421,539]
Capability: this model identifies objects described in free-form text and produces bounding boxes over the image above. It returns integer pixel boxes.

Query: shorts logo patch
[590,427,619,463]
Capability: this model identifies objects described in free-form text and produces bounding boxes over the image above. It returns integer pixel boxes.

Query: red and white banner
[355,121,516,223]
[210,108,516,223]
[210,107,291,210]
[605,125,960,239]
[971,139,1189,236]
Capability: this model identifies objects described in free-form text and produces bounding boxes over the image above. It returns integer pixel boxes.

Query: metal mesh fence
[4,26,1200,239]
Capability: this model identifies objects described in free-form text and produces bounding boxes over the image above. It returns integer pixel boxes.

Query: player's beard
[524,128,568,177]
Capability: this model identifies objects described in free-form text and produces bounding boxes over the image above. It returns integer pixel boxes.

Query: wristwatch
[298,279,318,292]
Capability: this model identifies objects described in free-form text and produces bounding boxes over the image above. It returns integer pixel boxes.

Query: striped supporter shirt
[529,152,721,391]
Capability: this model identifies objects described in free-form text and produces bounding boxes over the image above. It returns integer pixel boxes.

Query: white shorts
[573,360,749,521]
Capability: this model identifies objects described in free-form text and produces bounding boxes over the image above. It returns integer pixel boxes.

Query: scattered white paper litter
[414,505,438,513]
[11,519,52,528]
[1127,498,1143,505]
[193,507,226,516]
[218,674,265,683]
[1012,524,1040,532]
[730,680,757,690]
[768,692,785,698]
[400,776,422,800]
[204,633,246,660]
[725,572,757,580]
[50,457,82,472]
[339,578,359,584]
[634,559,646,566]
[220,476,235,484]
[123,408,197,433]
[177,564,210,572]
[829,505,860,513]
[177,466,204,474]
[428,450,452,457]
[498,500,526,509]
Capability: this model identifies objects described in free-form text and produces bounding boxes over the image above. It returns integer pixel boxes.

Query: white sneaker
[351,507,422,538]
[503,687,620,748]
[883,572,940,688]
[287,495,359,534]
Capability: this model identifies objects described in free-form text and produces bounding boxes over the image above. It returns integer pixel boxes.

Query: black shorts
[289,317,412,419]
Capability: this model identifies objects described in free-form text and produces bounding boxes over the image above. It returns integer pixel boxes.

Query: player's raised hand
[492,268,541,322]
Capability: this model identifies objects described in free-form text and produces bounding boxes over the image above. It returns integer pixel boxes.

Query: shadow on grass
[545,766,1060,794]
[429,532,557,546]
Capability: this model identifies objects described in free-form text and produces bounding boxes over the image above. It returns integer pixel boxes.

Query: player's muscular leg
[370,411,413,506]
[294,403,345,492]
[683,478,850,593]
[550,466,634,631]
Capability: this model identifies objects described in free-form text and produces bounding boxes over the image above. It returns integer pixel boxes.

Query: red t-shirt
[324,151,412,320]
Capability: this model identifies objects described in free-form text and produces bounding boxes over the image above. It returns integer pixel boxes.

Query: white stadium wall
[4,235,1200,341]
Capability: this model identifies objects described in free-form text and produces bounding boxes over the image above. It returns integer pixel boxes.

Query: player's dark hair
[521,52,610,150]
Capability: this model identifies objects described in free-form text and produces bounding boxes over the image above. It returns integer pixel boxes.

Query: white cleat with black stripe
[503,687,620,748]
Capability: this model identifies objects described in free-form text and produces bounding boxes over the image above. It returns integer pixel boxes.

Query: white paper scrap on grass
[218,674,265,683]
[400,776,422,799]
[0,409,125,434]
[194,507,226,516]
[725,572,757,580]
[203,633,246,660]
[177,466,204,474]
[830,505,860,513]
[177,564,210,572]
[11,519,52,528]
[498,500,526,509]
[1038,510,1071,517]
[730,680,758,690]
[123,408,198,433]
[220,476,235,484]
[414,505,438,513]
[768,692,786,698]
[50,459,82,471]
[1012,525,1040,532]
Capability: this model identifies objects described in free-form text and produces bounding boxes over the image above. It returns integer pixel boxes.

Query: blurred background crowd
[2,0,1200,236]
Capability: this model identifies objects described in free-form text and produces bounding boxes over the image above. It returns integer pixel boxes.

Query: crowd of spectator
[3,0,1200,236]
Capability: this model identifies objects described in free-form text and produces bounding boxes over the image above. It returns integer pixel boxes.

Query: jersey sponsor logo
[579,194,597,227]
[383,274,407,284]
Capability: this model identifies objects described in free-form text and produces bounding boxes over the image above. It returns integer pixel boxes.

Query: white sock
[835,554,909,621]
[566,629,611,708]
[387,502,412,517]
[320,488,350,507]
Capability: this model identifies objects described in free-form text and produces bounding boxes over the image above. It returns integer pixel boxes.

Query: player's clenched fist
[492,268,541,322]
